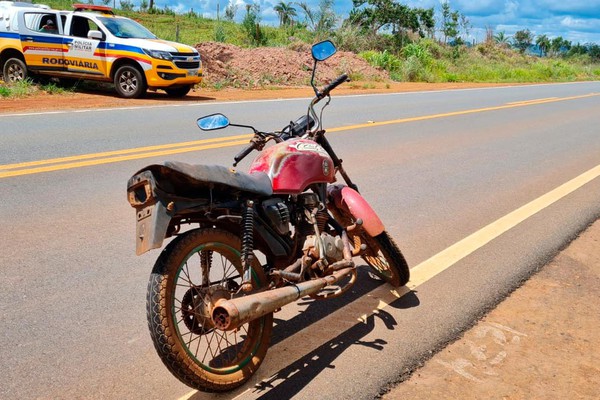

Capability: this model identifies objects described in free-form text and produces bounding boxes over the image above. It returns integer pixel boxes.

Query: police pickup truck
[0,1,202,98]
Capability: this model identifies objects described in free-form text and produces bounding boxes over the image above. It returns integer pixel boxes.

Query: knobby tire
[146,228,273,392]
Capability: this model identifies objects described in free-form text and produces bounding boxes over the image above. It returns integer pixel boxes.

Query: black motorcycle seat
[138,161,273,198]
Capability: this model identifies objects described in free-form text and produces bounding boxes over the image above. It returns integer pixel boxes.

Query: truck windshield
[98,17,156,39]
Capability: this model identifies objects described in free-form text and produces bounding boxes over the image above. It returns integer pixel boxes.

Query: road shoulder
[0,82,521,115]
[383,219,600,399]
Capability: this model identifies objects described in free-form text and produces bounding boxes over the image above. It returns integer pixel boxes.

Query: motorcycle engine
[261,198,290,235]
[303,233,345,263]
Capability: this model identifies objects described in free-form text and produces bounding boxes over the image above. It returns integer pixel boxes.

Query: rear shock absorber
[240,200,255,292]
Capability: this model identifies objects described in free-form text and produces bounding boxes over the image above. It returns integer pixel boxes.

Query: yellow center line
[328,93,598,133]
[0,134,252,171]
[1,92,597,179]
[507,97,558,105]
[0,140,250,179]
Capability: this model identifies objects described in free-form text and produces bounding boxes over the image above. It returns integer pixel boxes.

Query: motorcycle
[127,40,409,392]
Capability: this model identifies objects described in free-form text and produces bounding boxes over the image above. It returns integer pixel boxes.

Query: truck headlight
[143,49,173,61]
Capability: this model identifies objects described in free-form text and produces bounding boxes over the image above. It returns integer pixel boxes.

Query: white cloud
[504,0,519,16]
[127,0,600,44]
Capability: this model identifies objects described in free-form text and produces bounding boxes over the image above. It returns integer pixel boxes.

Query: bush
[334,24,375,53]
[402,43,432,66]
[401,55,434,82]
[119,0,134,11]
[214,23,226,43]
[360,50,402,72]
[0,85,10,97]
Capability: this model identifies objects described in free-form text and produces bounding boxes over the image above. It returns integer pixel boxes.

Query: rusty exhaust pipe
[212,267,354,331]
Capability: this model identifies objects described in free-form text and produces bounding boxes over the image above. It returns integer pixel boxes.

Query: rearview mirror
[197,113,230,131]
[311,40,336,61]
[88,30,103,41]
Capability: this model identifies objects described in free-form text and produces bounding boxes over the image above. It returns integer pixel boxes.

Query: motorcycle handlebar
[234,73,349,163]
[233,142,256,165]
[318,74,349,99]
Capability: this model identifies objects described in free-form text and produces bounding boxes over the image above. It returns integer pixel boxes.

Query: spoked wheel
[331,208,409,287]
[147,228,273,392]
[359,231,409,287]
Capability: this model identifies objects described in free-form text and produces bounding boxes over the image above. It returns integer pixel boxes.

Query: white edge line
[177,163,600,399]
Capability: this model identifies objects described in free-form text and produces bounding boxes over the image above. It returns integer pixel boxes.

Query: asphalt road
[1,82,599,399]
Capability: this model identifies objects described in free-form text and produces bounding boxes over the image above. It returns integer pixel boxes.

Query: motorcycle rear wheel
[146,228,273,392]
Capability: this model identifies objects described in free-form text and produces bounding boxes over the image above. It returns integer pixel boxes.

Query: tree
[536,34,550,57]
[297,2,315,29]
[441,1,459,44]
[314,0,337,36]
[242,4,266,46]
[459,14,471,43]
[494,31,510,46]
[273,1,297,27]
[298,0,336,36]
[348,0,434,38]
[513,29,533,54]
[588,43,600,61]
[550,36,571,56]
[224,1,238,22]
[418,8,435,38]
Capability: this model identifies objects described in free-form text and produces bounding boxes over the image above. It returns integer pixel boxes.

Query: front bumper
[145,63,203,88]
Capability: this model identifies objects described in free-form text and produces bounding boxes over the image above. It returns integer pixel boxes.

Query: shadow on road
[189,267,419,400]
[56,79,216,102]
[251,290,420,400]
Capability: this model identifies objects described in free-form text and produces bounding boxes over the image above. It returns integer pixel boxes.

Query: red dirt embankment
[0,42,512,114]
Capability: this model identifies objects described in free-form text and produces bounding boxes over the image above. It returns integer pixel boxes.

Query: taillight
[127,171,155,207]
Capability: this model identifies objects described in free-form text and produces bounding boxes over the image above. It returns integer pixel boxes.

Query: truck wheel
[3,58,28,82]
[114,65,146,98]
[165,85,192,97]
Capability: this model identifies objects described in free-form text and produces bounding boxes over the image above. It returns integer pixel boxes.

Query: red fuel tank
[249,139,335,194]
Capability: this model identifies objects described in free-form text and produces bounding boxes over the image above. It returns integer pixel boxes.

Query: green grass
[0,77,76,97]
[360,41,600,83]
[0,79,38,97]
[11,0,597,95]
[0,85,11,97]
[33,0,315,47]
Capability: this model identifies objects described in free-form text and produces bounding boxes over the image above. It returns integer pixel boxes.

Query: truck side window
[40,18,57,33]
[70,16,90,38]
[23,12,58,34]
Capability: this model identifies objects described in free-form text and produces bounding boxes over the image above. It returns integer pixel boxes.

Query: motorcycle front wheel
[146,228,273,392]
[331,207,409,287]
[360,230,410,287]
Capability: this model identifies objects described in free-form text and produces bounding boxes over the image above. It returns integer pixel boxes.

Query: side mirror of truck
[88,30,104,41]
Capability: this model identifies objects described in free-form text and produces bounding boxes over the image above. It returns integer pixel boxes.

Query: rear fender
[127,170,168,255]
[134,201,171,255]
[327,184,385,237]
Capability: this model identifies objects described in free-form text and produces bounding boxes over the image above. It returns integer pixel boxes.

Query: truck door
[19,11,64,72]
[63,15,107,77]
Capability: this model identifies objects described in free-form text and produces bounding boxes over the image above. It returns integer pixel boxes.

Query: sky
[152,0,600,44]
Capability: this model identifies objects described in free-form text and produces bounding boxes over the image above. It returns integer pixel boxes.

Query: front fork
[316,133,359,192]
[317,133,386,237]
